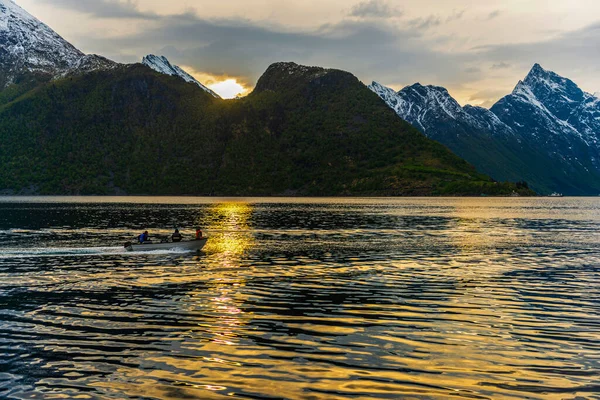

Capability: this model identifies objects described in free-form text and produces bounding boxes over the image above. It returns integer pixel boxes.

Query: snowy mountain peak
[0,0,83,67]
[409,83,451,97]
[526,63,547,78]
[372,64,600,194]
[400,83,463,121]
[368,81,397,98]
[370,80,481,134]
[523,64,571,91]
[369,81,393,93]
[0,0,118,87]
[0,0,37,28]
[142,55,220,98]
[515,64,586,121]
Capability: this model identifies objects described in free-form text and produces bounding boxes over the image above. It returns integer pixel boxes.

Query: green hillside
[0,62,534,196]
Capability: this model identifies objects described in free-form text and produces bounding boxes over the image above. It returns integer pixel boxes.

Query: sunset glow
[18,0,600,107]
[208,79,249,99]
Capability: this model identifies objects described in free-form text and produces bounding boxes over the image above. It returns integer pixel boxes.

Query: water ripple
[0,198,599,399]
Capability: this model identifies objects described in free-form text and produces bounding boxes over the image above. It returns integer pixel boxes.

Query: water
[0,197,599,399]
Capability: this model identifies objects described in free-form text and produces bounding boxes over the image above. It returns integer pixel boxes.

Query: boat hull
[125,238,208,252]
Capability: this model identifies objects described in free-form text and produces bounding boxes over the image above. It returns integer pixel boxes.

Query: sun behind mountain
[207,79,249,99]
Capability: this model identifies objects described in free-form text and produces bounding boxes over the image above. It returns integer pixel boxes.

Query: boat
[548,192,563,197]
[124,238,208,252]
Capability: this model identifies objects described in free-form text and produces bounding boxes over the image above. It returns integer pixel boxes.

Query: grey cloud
[474,22,600,85]
[408,16,442,30]
[408,10,464,31]
[59,1,600,99]
[491,62,511,70]
[40,0,158,19]
[349,0,402,19]
[74,12,470,88]
[446,10,466,22]
[487,10,501,20]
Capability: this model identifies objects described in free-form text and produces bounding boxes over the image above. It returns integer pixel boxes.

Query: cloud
[42,0,600,99]
[468,88,510,107]
[491,62,511,70]
[349,0,402,19]
[473,22,600,83]
[72,10,471,89]
[39,0,158,19]
[408,10,464,31]
[408,16,442,31]
[446,9,466,22]
[487,10,502,20]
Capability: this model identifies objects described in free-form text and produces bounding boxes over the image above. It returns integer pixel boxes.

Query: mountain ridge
[371,64,600,195]
[0,0,216,94]
[0,61,533,196]
[0,0,83,86]
[142,54,220,98]
[0,0,534,196]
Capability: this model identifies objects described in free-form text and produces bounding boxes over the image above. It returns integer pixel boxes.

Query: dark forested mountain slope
[0,62,530,196]
[0,0,532,196]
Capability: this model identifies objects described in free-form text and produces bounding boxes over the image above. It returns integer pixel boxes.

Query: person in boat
[138,231,150,244]
[172,229,183,243]
[196,228,203,240]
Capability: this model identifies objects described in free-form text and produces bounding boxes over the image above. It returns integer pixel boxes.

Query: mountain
[368,82,515,138]
[490,64,600,193]
[0,61,531,196]
[367,82,537,190]
[0,0,533,196]
[142,54,220,98]
[216,62,530,196]
[0,0,117,89]
[0,0,82,86]
[371,64,600,195]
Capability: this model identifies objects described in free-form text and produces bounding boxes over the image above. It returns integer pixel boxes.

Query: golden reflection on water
[97,203,262,398]
[440,198,532,252]
[201,203,255,349]
[4,198,599,399]
[202,202,255,255]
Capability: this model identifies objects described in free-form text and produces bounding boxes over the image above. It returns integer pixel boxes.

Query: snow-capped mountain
[0,0,117,86]
[368,81,514,138]
[65,54,118,76]
[491,64,600,177]
[492,64,591,143]
[142,55,220,98]
[0,0,222,96]
[370,64,600,195]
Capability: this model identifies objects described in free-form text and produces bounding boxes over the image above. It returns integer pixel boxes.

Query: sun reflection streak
[202,202,255,256]
[192,202,256,348]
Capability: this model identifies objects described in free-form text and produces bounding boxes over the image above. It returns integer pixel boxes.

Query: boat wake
[0,246,196,259]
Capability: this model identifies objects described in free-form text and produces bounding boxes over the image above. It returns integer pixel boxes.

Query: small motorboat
[124,238,208,252]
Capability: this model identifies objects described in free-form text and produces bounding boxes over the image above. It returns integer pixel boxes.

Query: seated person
[172,229,183,243]
[139,231,150,244]
[196,228,203,240]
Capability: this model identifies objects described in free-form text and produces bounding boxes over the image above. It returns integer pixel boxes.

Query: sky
[17,0,600,104]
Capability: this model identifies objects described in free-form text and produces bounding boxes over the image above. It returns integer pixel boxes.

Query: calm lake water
[0,197,599,399]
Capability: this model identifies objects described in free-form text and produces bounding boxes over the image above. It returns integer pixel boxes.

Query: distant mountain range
[0,0,529,196]
[370,64,600,195]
